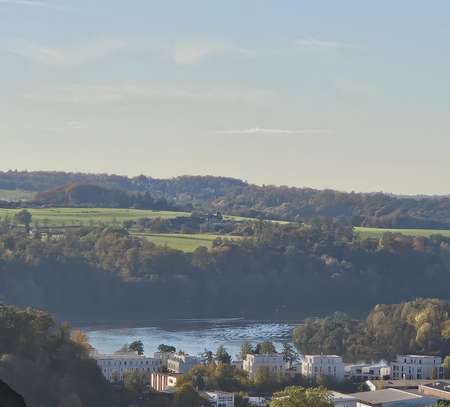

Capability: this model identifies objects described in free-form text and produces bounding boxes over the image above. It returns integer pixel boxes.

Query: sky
[0,0,449,195]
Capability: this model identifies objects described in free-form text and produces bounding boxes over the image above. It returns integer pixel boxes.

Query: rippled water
[86,319,297,358]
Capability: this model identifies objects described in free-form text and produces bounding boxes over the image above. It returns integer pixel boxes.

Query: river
[86,318,298,358]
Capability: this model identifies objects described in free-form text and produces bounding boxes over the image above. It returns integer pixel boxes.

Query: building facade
[345,363,390,381]
[166,353,202,374]
[93,352,160,382]
[150,372,179,392]
[204,391,235,407]
[242,354,286,377]
[331,391,357,407]
[391,355,444,380]
[302,355,345,381]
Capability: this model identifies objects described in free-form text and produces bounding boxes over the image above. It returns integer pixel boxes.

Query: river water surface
[86,319,297,358]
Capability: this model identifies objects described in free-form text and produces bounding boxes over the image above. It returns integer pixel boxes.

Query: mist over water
[86,319,296,358]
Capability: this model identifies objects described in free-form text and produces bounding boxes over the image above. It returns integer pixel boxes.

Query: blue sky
[1,0,449,194]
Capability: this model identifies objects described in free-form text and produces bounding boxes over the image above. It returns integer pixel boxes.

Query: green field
[355,226,450,239]
[1,207,448,250]
[0,207,192,227]
[133,232,240,252]
[0,189,35,202]
[0,207,245,251]
[0,207,253,227]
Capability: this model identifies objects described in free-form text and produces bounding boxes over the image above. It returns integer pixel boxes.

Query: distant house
[242,354,286,378]
[391,355,444,380]
[92,351,160,382]
[345,363,390,381]
[302,355,345,381]
[166,353,202,374]
[203,391,234,407]
[150,372,179,392]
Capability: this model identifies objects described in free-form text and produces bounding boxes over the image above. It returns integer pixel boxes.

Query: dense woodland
[34,183,173,210]
[0,219,449,321]
[1,170,449,228]
[0,305,114,407]
[293,298,450,362]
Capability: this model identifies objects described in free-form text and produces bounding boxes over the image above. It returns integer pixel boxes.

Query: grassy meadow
[134,232,241,252]
[355,226,450,239]
[1,206,449,251]
[0,207,253,227]
[0,207,191,227]
[0,189,35,202]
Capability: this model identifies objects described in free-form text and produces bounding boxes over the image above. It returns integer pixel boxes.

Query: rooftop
[331,392,357,401]
[350,388,423,404]
[367,379,450,389]
[92,352,152,360]
[421,382,450,393]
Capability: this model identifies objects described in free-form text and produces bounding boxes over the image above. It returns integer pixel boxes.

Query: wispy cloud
[294,38,357,50]
[4,35,359,68]
[216,127,332,135]
[25,83,275,106]
[0,0,64,10]
[43,120,85,132]
[6,37,127,67]
[173,40,232,65]
[334,79,379,97]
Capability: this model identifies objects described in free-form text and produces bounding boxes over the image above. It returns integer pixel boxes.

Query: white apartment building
[390,355,444,380]
[345,363,390,381]
[166,353,202,374]
[302,355,345,381]
[150,372,179,392]
[204,391,235,407]
[242,354,286,377]
[93,352,160,382]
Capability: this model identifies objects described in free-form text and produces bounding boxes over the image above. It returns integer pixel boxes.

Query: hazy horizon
[2,167,450,197]
[1,0,449,195]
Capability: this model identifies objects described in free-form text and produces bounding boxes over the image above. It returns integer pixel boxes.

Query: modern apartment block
[242,354,286,377]
[390,355,444,380]
[166,353,202,374]
[345,363,390,381]
[301,355,345,381]
[93,352,160,382]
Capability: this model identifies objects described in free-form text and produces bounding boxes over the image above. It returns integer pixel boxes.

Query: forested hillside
[34,182,173,210]
[0,219,448,321]
[0,305,113,407]
[293,298,450,362]
[1,170,449,228]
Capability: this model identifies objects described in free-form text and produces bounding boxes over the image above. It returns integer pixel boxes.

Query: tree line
[293,298,450,365]
[1,171,449,228]
[0,218,449,321]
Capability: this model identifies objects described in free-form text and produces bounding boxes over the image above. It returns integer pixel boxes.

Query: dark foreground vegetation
[1,170,449,228]
[0,217,449,321]
[293,298,450,362]
[0,304,113,407]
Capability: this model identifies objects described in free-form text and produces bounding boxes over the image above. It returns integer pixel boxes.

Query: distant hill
[1,170,449,228]
[34,182,172,210]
